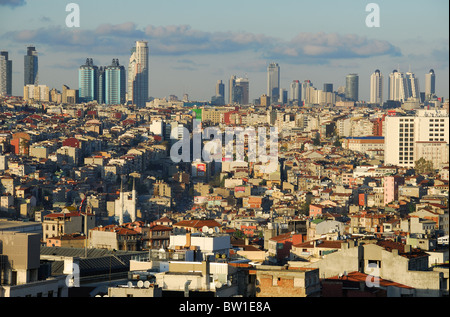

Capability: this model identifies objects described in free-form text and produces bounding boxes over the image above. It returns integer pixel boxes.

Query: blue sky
[1,0,448,102]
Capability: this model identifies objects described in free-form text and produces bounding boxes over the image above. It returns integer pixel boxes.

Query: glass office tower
[105,59,126,105]
[78,58,98,103]
[24,46,38,86]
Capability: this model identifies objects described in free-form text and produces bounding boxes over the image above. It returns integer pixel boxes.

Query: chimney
[404,244,411,253]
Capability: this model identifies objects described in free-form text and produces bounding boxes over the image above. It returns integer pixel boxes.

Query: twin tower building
[78,40,149,107]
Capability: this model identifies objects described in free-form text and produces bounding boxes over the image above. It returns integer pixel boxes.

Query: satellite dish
[208,228,214,234]
[127,281,133,288]
[144,281,151,288]
[202,226,209,233]
[214,227,220,233]
[227,280,232,287]
[137,280,144,288]
[215,281,223,289]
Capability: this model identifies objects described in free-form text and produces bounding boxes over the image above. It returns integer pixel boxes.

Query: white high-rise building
[384,109,449,168]
[388,70,408,102]
[425,69,436,99]
[127,40,149,107]
[370,69,383,104]
[405,71,420,100]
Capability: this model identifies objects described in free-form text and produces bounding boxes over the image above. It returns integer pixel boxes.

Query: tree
[414,157,434,175]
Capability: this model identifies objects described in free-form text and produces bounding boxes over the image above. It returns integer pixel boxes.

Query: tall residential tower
[370,69,383,105]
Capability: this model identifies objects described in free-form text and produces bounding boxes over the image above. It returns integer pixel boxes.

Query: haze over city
[0,0,448,101]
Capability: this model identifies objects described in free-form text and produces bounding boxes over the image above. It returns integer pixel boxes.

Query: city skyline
[0,0,448,102]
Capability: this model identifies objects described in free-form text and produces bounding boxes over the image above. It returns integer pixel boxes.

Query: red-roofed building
[268,232,305,262]
[322,271,415,297]
[173,219,222,233]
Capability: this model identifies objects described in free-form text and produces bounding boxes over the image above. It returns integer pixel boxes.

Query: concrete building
[299,239,447,297]
[253,265,320,297]
[0,231,69,297]
[384,110,449,168]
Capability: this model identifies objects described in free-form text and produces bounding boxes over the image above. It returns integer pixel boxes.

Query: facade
[343,136,384,158]
[0,51,12,96]
[105,59,126,105]
[384,110,449,168]
[370,69,383,105]
[0,231,69,297]
[254,265,320,297]
[267,62,280,104]
[127,41,149,107]
[24,46,38,86]
[345,74,359,102]
[78,58,98,103]
[23,84,50,102]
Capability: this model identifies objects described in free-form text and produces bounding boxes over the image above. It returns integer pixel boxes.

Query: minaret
[119,177,124,225]
[131,177,136,222]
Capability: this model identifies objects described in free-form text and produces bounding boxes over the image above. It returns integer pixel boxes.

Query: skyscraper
[216,80,225,98]
[0,51,12,96]
[78,58,98,103]
[229,76,249,105]
[229,75,236,104]
[425,69,436,99]
[267,62,280,104]
[24,46,38,86]
[97,66,106,104]
[388,70,407,102]
[345,74,359,102]
[405,71,420,100]
[370,69,383,105]
[289,80,301,106]
[105,59,126,105]
[323,83,333,93]
[128,40,149,107]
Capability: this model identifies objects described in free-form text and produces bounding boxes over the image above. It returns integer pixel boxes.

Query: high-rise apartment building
[370,69,383,105]
[405,71,420,100]
[0,51,12,96]
[127,40,149,107]
[388,70,407,102]
[24,46,38,86]
[23,84,49,102]
[345,74,359,102]
[105,59,126,105]
[425,69,436,100]
[267,62,280,104]
[301,80,313,104]
[384,109,449,168]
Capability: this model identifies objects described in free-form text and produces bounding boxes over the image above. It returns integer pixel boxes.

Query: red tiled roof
[326,271,414,289]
